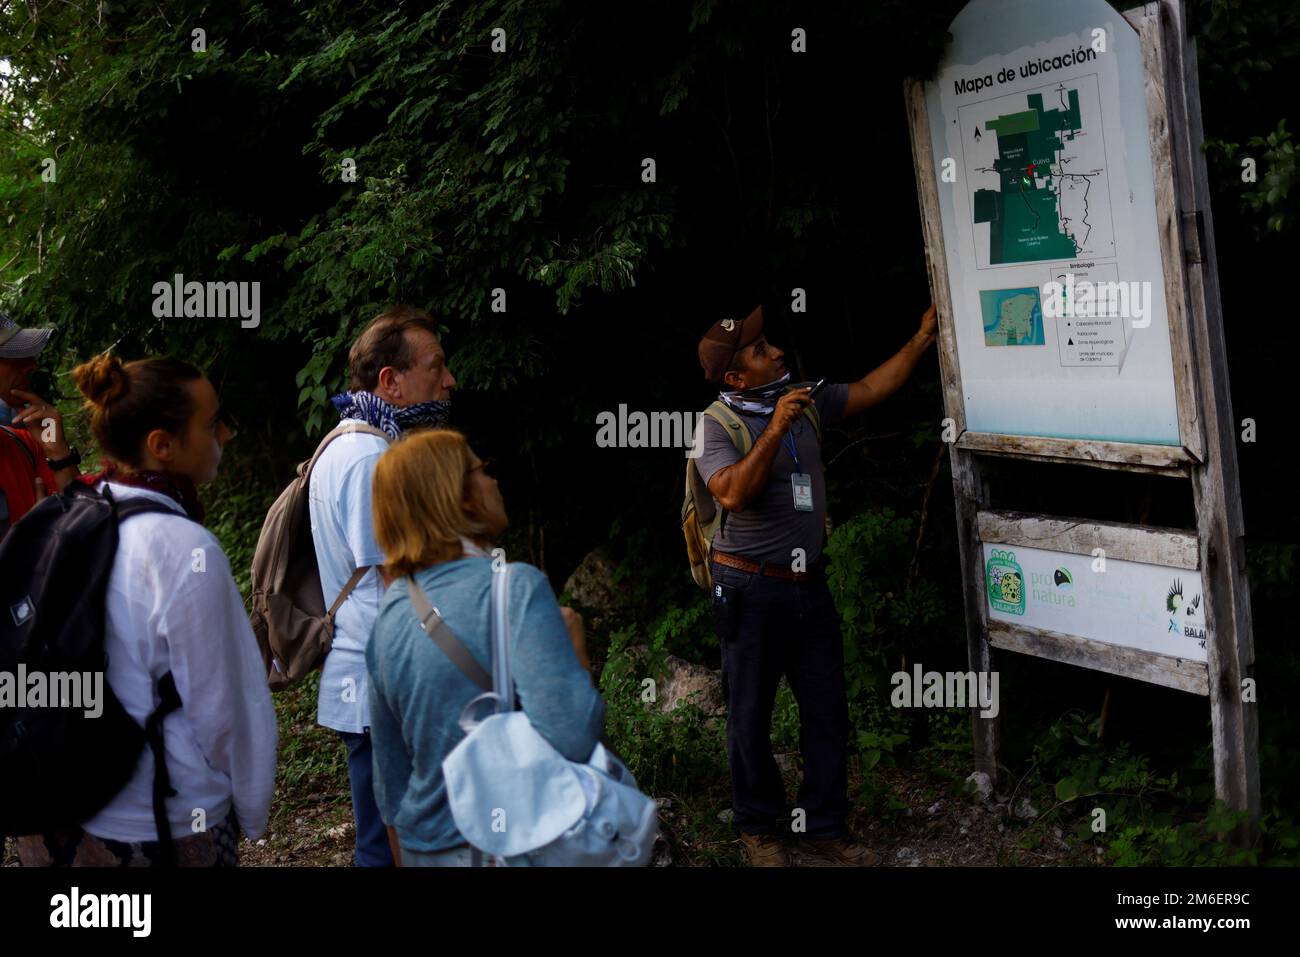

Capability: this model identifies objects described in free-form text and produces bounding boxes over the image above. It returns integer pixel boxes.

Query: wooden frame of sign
[905,0,1259,843]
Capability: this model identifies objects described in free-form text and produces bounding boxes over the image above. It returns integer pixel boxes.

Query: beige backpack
[249,422,391,690]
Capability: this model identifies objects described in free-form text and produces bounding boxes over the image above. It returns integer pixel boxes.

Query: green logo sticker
[986,549,1026,616]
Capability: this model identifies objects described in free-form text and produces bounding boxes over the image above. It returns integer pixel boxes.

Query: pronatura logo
[50,887,151,937]
[890,665,999,719]
[1041,273,1152,328]
[595,405,708,457]
[0,666,104,718]
[1031,568,1076,608]
[151,273,261,329]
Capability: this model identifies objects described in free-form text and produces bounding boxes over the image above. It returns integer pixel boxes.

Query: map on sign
[960,75,1116,269]
[979,288,1044,345]
[922,0,1182,446]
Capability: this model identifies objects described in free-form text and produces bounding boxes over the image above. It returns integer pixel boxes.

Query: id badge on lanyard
[785,432,814,512]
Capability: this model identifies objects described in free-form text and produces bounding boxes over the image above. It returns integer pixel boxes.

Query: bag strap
[304,421,392,480]
[702,401,751,456]
[489,564,514,714]
[697,403,752,539]
[110,491,200,528]
[305,423,391,613]
[477,564,517,869]
[406,576,492,692]
[145,671,184,866]
[702,396,821,450]
[328,566,370,618]
[104,494,195,864]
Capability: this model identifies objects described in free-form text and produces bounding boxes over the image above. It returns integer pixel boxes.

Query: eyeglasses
[468,457,498,479]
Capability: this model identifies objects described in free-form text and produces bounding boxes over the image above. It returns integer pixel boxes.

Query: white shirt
[307,422,389,733]
[81,482,278,842]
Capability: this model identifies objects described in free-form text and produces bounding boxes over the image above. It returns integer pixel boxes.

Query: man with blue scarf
[695,302,937,866]
[309,305,456,866]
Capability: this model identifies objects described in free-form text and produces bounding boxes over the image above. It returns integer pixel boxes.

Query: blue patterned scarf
[329,391,451,440]
[718,373,791,416]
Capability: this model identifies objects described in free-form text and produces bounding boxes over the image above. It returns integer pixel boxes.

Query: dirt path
[233,757,1100,868]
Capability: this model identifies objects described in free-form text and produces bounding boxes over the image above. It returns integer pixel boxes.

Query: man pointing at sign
[693,302,937,866]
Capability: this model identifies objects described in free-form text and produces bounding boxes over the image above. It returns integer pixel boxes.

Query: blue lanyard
[784,430,801,473]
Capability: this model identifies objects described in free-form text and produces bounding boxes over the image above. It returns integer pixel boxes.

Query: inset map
[980,287,1044,346]
[960,75,1115,268]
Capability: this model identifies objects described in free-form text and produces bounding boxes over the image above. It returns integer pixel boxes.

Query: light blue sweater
[366,557,605,853]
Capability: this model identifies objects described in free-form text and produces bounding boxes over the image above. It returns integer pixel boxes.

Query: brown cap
[698,305,763,382]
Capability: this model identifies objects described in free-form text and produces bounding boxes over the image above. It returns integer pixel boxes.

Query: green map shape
[979,288,1044,346]
[972,89,1085,264]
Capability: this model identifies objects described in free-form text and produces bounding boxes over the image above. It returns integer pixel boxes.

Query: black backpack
[0,481,193,864]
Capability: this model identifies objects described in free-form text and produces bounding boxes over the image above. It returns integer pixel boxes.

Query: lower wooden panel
[987,620,1209,696]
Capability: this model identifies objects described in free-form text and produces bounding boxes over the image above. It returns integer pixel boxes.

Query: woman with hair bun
[14,354,277,867]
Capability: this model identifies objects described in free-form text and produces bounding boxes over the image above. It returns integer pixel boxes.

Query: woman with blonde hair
[366,429,603,866]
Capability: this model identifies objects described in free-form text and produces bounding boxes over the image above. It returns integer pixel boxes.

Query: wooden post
[1156,0,1260,844]
[955,450,1000,784]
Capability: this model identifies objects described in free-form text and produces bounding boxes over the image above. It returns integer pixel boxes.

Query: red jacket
[0,424,58,535]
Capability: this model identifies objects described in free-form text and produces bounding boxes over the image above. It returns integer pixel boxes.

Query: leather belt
[712,550,820,582]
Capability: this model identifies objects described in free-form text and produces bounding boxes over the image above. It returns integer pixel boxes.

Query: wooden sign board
[978,509,1208,694]
[906,0,1259,843]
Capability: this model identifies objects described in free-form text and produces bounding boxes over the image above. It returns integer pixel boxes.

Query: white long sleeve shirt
[80,482,278,842]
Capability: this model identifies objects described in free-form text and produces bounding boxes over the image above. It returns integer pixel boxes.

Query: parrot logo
[1167,580,1203,616]
[1166,579,1185,613]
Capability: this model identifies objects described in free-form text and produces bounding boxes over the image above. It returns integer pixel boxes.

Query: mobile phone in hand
[807,378,828,399]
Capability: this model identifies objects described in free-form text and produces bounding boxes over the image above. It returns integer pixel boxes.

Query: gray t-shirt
[695,384,849,565]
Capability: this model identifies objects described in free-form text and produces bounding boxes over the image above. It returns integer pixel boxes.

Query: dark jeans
[711,562,850,840]
[338,730,394,867]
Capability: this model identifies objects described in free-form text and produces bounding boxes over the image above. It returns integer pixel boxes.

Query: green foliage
[648,599,714,657]
[1196,0,1300,95]
[1197,0,1300,236]
[205,450,279,602]
[823,507,955,809]
[1,0,675,434]
[1024,710,1261,866]
[271,671,349,812]
[599,626,728,796]
[825,507,949,705]
[1206,119,1296,234]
